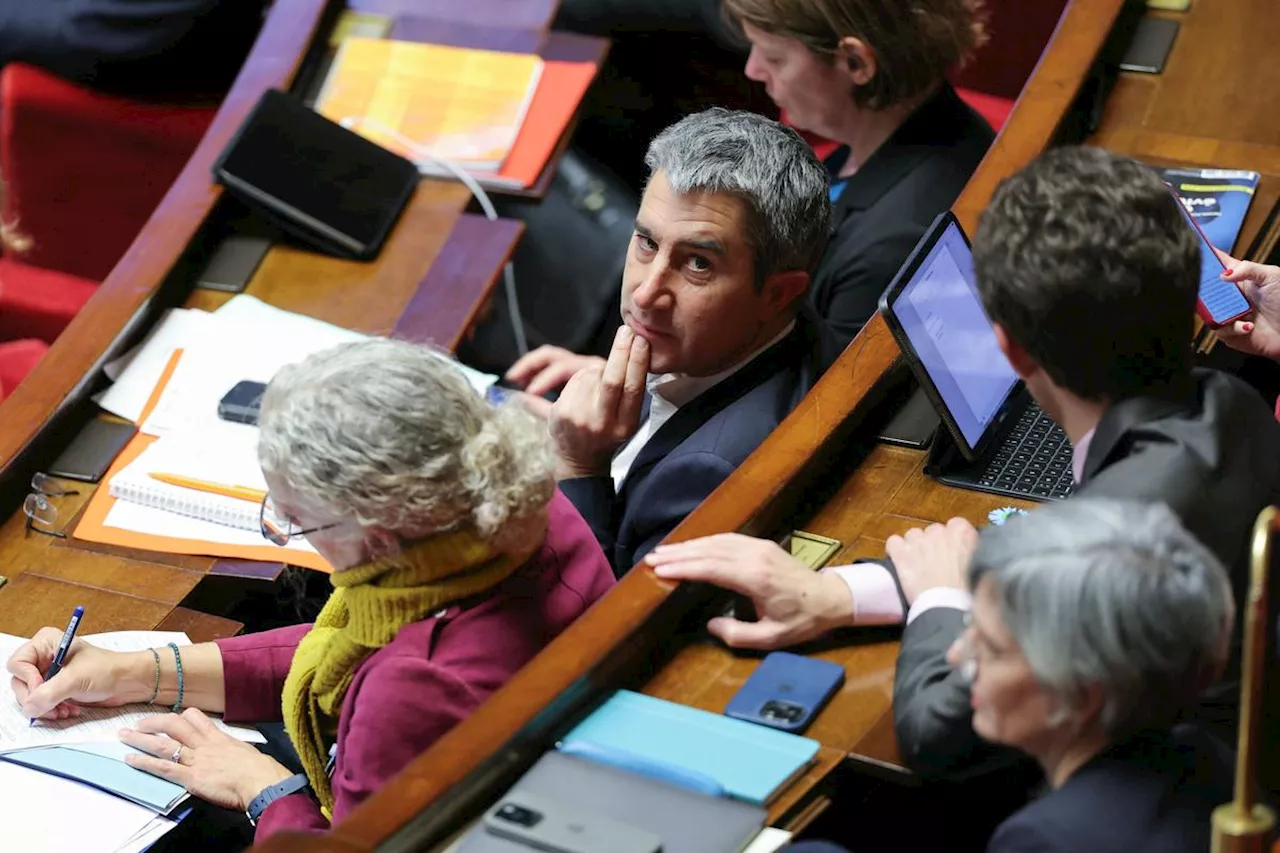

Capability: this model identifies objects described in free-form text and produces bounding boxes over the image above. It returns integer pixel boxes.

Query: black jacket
[893,369,1280,779]
[811,83,993,344]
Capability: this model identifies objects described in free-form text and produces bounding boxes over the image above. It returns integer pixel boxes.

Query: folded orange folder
[74,351,334,573]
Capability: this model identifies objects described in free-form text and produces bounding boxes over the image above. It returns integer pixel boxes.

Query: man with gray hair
[537,108,841,574]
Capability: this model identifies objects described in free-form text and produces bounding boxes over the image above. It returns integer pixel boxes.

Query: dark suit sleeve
[894,607,1024,780]
[557,476,619,567]
[0,0,220,81]
[616,450,736,574]
[986,820,1059,853]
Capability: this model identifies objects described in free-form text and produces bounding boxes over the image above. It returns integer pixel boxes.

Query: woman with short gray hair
[787,498,1238,853]
[6,338,616,844]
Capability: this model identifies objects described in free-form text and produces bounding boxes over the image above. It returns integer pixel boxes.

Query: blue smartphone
[724,651,845,734]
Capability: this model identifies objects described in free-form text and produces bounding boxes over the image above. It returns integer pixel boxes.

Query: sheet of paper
[0,632,266,749]
[139,294,496,436]
[141,295,368,436]
[95,309,219,423]
[103,498,322,558]
[0,761,160,853]
[114,812,185,853]
[742,827,794,853]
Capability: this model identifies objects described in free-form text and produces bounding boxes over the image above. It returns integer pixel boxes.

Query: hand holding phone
[724,651,844,734]
[1169,187,1253,328]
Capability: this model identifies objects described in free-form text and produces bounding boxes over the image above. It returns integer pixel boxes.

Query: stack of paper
[316,38,543,175]
[82,296,497,570]
[0,632,265,852]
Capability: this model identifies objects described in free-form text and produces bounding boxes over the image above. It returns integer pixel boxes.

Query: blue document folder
[0,741,188,813]
[560,690,819,805]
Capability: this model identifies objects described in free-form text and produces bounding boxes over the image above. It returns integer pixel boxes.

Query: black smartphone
[197,234,272,293]
[1120,16,1179,74]
[217,380,267,426]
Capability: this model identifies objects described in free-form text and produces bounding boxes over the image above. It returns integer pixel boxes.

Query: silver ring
[170,745,183,763]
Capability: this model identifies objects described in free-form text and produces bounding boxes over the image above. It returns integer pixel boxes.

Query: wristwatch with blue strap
[246,773,311,826]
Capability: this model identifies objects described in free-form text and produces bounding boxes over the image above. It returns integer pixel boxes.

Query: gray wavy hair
[645,107,832,288]
[257,338,554,557]
[969,498,1234,738]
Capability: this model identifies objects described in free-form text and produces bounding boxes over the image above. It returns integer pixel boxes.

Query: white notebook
[108,424,265,532]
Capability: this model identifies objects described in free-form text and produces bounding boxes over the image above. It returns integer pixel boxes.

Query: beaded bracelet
[167,642,185,713]
[146,648,161,704]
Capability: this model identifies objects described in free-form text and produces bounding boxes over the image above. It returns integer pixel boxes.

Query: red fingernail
[1244,323,1255,332]
[1225,268,1235,276]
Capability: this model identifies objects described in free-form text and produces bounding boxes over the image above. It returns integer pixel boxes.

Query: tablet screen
[888,219,1018,449]
[215,90,418,255]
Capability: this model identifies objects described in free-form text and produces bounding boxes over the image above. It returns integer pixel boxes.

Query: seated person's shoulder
[991,728,1227,853]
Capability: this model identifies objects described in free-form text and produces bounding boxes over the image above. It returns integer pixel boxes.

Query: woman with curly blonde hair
[6,338,615,842]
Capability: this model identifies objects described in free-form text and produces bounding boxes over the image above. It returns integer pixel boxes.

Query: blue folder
[559,690,819,805]
[0,741,188,813]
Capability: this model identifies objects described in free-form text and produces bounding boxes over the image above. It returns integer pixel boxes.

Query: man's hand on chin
[550,326,650,480]
[646,533,855,650]
[887,517,979,604]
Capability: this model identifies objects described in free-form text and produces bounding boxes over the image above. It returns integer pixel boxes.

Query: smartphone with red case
[1169,186,1253,328]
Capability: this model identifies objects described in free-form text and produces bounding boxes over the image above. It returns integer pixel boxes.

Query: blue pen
[30,605,84,726]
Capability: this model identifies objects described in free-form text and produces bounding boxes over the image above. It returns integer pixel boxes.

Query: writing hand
[549,326,650,479]
[1214,253,1280,362]
[7,627,149,721]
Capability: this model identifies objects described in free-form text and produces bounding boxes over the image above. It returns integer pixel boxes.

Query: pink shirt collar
[1071,427,1096,484]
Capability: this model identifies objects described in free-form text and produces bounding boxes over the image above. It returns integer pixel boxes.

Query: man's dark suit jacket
[0,0,268,95]
[781,726,1233,853]
[812,83,994,343]
[894,369,1280,779]
[560,311,841,575]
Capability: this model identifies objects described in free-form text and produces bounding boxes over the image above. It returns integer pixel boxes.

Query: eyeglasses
[952,611,1018,683]
[24,473,81,539]
[258,494,337,546]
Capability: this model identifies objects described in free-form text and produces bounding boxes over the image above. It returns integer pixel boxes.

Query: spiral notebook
[107,424,265,532]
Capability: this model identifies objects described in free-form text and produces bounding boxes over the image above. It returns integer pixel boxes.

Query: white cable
[339,116,529,355]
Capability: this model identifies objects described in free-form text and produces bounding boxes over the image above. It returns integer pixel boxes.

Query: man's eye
[635,234,657,252]
[687,255,712,273]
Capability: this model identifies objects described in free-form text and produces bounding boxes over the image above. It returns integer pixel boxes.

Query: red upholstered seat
[0,337,48,399]
[0,257,98,344]
[0,63,216,283]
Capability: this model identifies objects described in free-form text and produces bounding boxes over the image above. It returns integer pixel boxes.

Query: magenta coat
[214,491,616,839]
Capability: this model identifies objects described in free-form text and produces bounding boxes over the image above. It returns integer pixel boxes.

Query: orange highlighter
[149,473,267,504]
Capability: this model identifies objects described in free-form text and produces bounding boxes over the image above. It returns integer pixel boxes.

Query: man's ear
[836,36,876,88]
[761,270,809,318]
[993,323,1038,379]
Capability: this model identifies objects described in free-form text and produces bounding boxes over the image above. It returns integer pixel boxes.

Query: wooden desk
[248,2,1133,850]
[0,0,528,643]
[1087,0,1280,260]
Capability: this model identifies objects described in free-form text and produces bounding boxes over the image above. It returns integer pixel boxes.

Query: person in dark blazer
[648,148,1280,781]
[0,0,268,95]
[505,0,993,396]
[727,0,994,342]
[545,108,841,575]
[783,499,1238,853]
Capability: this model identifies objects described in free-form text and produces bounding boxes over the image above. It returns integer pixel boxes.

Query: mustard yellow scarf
[281,530,531,816]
